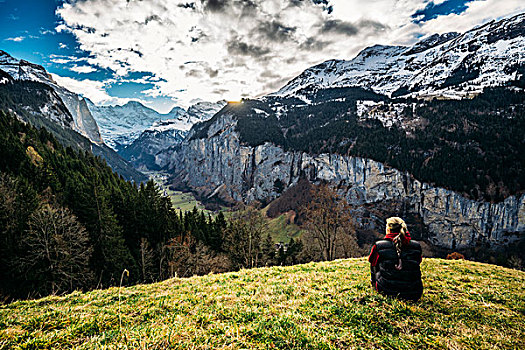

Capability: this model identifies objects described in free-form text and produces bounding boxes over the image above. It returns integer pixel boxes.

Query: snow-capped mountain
[87,99,226,151]
[86,100,183,150]
[0,50,146,182]
[119,100,226,170]
[273,13,525,101]
[187,101,228,121]
[0,50,103,144]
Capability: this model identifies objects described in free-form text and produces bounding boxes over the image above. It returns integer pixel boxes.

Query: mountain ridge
[87,98,226,150]
[163,14,525,252]
[0,50,146,182]
[273,13,525,101]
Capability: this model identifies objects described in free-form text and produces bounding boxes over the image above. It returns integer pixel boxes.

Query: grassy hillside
[1,259,524,349]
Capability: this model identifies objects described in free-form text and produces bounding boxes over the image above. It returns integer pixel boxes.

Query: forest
[0,111,314,301]
[213,87,525,202]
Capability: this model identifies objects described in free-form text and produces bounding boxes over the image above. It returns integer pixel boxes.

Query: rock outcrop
[169,114,524,250]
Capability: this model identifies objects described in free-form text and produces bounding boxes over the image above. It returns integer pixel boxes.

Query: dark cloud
[201,0,229,12]
[201,0,258,16]
[320,18,388,36]
[205,67,219,78]
[357,19,389,32]
[263,75,295,91]
[227,40,270,57]
[185,69,203,78]
[239,0,258,17]
[299,37,331,51]
[256,20,296,42]
[260,70,280,79]
[320,19,359,36]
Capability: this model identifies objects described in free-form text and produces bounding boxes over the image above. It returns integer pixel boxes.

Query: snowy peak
[87,99,226,150]
[187,100,227,120]
[0,50,103,144]
[118,100,227,171]
[146,100,227,134]
[273,12,525,100]
[404,32,460,55]
[86,100,167,149]
[167,106,186,118]
[0,50,52,83]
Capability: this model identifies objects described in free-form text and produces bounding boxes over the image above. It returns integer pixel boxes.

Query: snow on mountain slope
[86,100,226,150]
[119,100,226,170]
[85,100,178,149]
[273,13,525,100]
[0,50,103,144]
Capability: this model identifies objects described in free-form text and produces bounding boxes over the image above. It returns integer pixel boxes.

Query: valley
[1,8,524,304]
[2,3,525,349]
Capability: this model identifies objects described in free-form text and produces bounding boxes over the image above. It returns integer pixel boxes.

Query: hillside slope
[1,259,523,349]
[273,13,525,100]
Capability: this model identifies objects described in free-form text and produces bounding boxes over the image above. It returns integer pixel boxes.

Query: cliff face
[0,50,103,145]
[169,115,525,250]
[53,91,103,145]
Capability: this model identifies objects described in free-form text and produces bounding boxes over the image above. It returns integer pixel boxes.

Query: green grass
[168,190,206,212]
[145,171,208,212]
[267,213,303,243]
[2,259,523,349]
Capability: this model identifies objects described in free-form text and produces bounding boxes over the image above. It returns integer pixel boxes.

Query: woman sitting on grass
[368,217,423,301]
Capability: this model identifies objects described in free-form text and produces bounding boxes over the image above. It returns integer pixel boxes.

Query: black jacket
[371,239,423,301]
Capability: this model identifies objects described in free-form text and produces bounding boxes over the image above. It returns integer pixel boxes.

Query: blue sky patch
[412,0,478,23]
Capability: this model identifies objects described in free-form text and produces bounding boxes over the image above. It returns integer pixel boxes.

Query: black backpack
[372,239,423,301]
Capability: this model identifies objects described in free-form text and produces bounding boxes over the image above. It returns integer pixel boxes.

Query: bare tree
[224,207,268,269]
[160,236,231,278]
[22,204,93,295]
[139,238,155,283]
[300,184,358,261]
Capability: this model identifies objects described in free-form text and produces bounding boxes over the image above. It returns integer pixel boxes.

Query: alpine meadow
[1,1,525,349]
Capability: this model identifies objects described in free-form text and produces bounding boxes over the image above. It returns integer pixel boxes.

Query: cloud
[320,19,358,35]
[68,65,97,74]
[5,36,25,42]
[256,20,297,42]
[226,40,270,57]
[40,28,56,36]
[55,0,525,106]
[202,0,229,13]
[51,74,127,105]
[50,55,87,65]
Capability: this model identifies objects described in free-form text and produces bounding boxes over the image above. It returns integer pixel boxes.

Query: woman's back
[368,217,423,301]
[372,239,423,301]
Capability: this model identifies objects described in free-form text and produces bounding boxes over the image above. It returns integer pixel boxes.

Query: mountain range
[0,50,147,182]
[117,100,226,171]
[274,13,525,101]
[163,13,525,253]
[0,49,225,180]
[0,13,524,255]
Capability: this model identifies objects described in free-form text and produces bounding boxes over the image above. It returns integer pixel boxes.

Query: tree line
[231,87,525,202]
[0,111,360,301]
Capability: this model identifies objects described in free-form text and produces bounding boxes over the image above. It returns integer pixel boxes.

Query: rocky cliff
[0,50,103,145]
[54,92,103,145]
[169,114,524,250]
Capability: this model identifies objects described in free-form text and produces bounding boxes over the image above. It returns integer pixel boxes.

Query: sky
[1,0,524,113]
